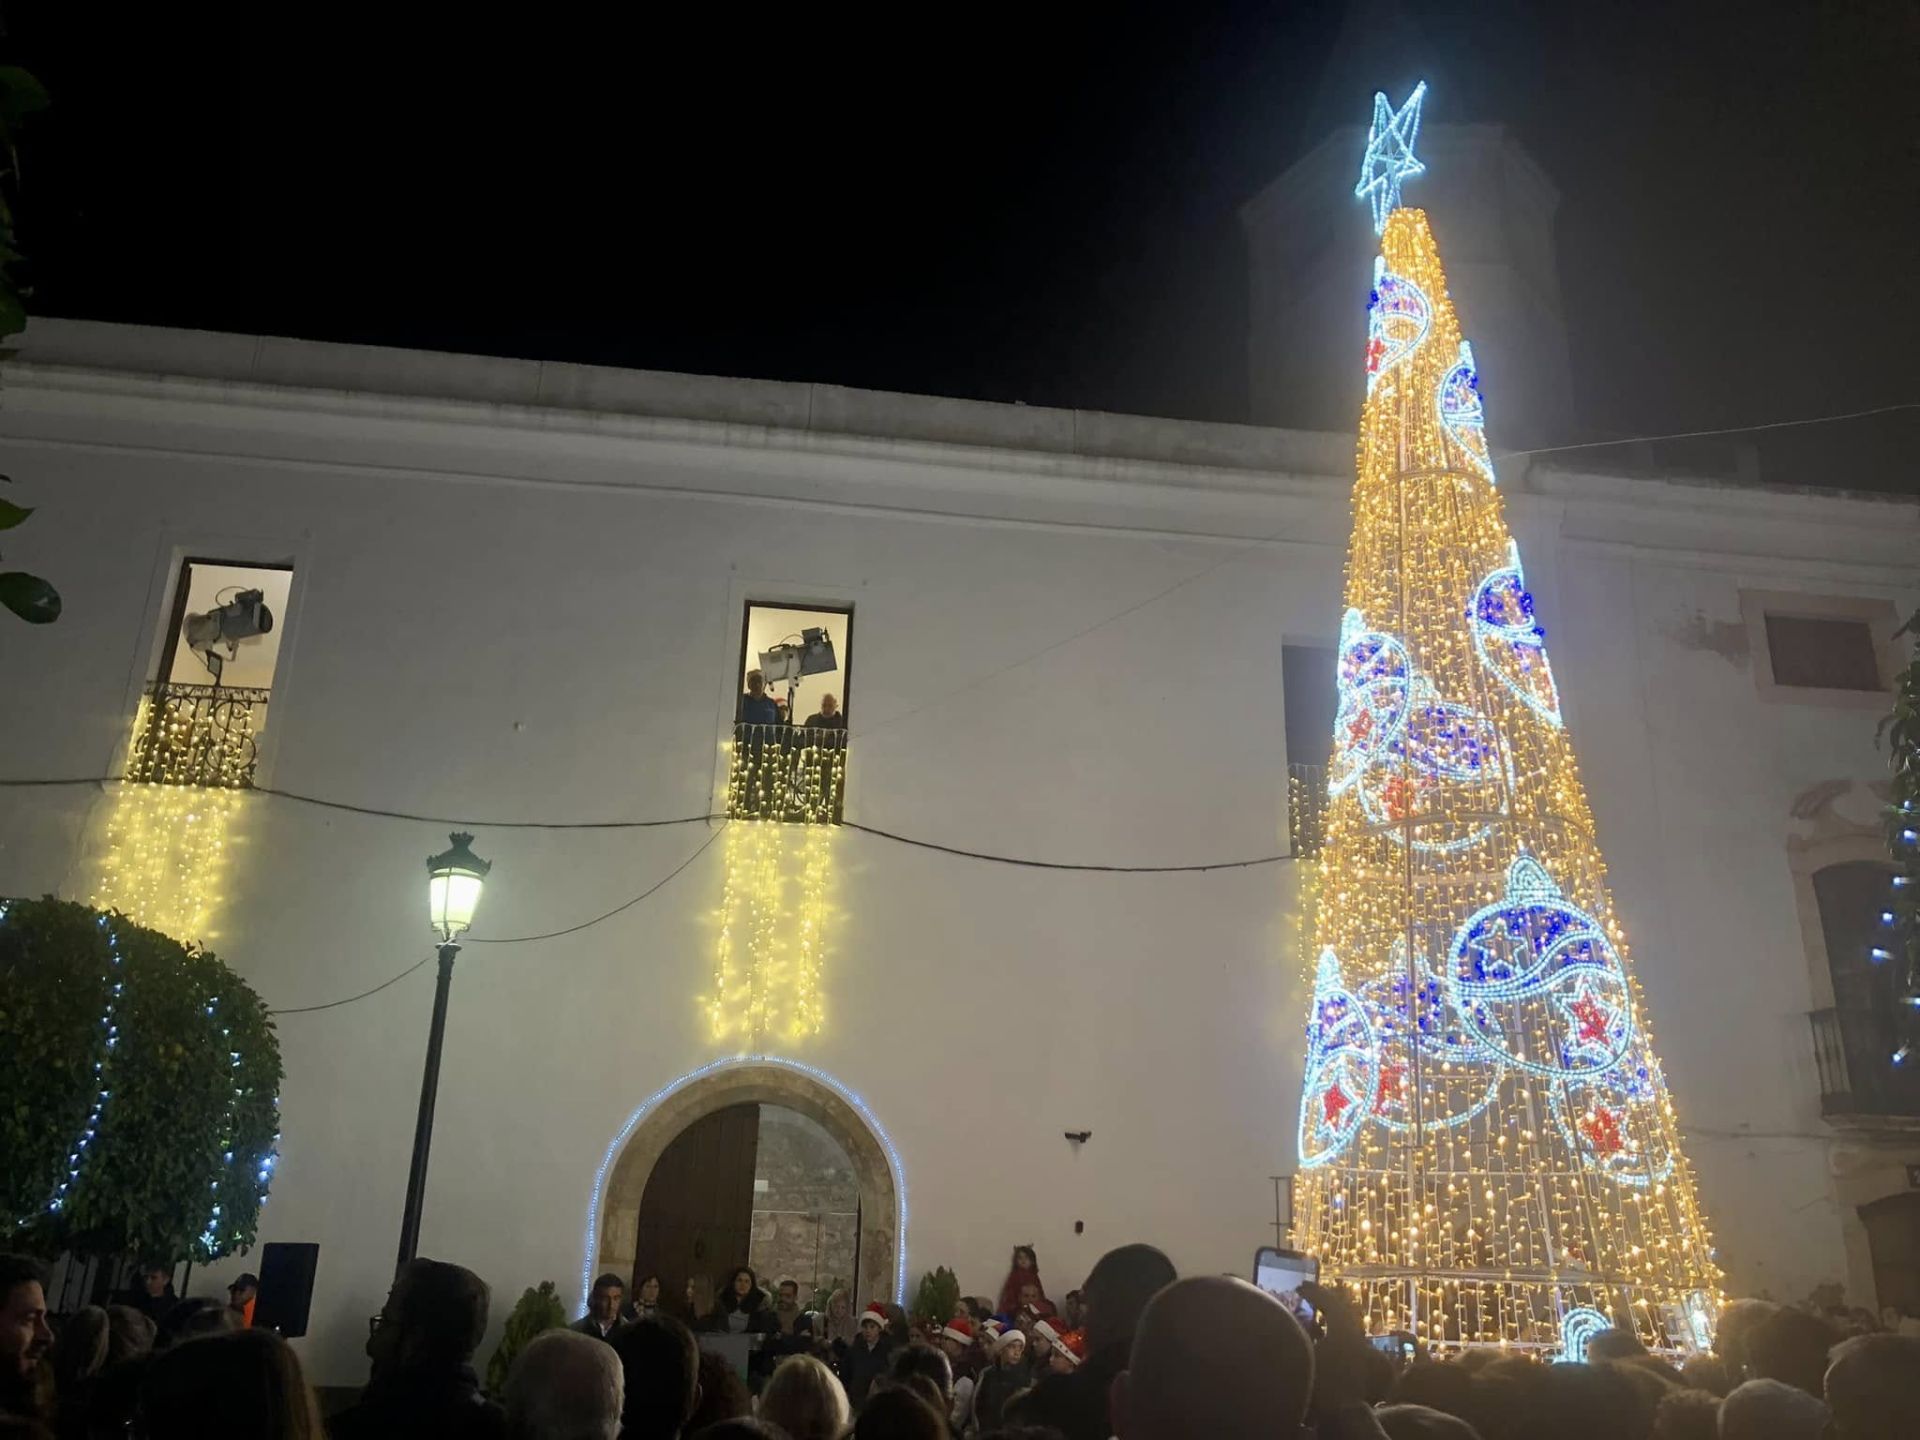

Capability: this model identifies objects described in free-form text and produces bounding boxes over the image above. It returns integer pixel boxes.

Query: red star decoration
[1382,774,1418,820]
[1569,992,1612,1045]
[1579,1107,1624,1156]
[1346,708,1375,745]
[1365,337,1386,374]
[1376,1061,1408,1109]
[1322,1082,1353,1126]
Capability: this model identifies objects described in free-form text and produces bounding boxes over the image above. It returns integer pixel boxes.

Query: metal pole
[396,942,459,1271]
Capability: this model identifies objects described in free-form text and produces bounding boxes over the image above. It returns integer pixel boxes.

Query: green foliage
[0,897,282,1261]
[486,1281,567,1395]
[910,1266,960,1328]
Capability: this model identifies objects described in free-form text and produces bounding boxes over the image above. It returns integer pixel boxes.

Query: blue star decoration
[1355,81,1428,234]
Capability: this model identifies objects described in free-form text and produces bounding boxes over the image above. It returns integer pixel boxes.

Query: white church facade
[0,309,1914,1381]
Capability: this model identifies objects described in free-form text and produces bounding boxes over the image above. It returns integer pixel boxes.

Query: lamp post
[395,831,491,1270]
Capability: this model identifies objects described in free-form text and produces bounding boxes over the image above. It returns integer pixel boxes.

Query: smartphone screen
[1253,1246,1319,1325]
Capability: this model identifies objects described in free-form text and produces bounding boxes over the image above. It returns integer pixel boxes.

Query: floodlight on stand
[184,589,274,683]
[426,832,491,942]
[759,627,837,684]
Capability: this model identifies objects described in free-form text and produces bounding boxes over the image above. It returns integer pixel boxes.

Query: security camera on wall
[185,588,273,683]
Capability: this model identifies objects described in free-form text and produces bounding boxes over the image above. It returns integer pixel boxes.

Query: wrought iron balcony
[1809,1006,1920,1122]
[728,723,846,824]
[125,681,270,790]
[1289,763,1329,858]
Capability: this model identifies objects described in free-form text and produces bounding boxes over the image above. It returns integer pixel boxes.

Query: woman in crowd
[135,1328,324,1440]
[995,1247,1048,1319]
[625,1274,665,1323]
[821,1288,859,1352]
[702,1266,779,1337]
[759,1354,851,1440]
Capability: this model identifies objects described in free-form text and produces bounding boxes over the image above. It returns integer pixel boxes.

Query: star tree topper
[1355,81,1428,234]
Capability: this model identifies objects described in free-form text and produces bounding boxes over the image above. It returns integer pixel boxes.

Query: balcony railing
[1809,1006,1920,1121]
[125,681,270,790]
[1289,763,1329,858]
[728,723,846,823]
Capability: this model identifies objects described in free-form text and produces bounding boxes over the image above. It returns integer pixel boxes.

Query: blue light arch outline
[580,1054,910,1316]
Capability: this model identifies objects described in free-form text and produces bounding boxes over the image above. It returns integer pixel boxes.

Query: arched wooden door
[632,1104,760,1320]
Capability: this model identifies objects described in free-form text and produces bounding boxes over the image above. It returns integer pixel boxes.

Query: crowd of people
[4,1242,1920,1440]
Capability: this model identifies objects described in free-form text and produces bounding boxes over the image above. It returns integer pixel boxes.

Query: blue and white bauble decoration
[1437,341,1496,485]
[1470,542,1563,726]
[1298,949,1380,1168]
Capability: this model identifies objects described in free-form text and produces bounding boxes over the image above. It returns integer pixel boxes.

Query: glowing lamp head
[426,831,491,942]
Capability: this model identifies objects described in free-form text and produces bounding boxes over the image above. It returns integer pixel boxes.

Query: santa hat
[859,1301,890,1328]
[1057,1328,1087,1365]
[1033,1319,1063,1348]
[995,1327,1027,1354]
[941,1317,976,1347]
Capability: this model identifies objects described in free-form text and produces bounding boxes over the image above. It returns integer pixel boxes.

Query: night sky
[10,1,1918,490]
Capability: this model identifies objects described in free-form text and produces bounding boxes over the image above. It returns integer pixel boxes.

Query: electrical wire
[0,774,1297,871]
[1493,400,1918,461]
[269,824,728,1014]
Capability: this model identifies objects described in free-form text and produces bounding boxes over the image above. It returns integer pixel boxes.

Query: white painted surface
[0,320,1915,1382]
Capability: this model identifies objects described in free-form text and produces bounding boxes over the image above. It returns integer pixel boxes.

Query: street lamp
[395,831,491,1270]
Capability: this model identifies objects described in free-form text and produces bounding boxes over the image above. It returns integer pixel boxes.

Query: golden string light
[706,728,843,1046]
[1292,208,1721,1352]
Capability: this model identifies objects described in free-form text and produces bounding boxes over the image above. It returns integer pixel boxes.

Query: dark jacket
[841,1332,895,1408]
[972,1357,1036,1430]
[737,694,780,726]
[570,1314,626,1343]
[328,1365,507,1440]
[1013,1346,1126,1440]
[701,1285,780,1336]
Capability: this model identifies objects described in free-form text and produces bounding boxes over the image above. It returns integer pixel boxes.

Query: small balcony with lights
[1808,1006,1920,1129]
[727,602,852,825]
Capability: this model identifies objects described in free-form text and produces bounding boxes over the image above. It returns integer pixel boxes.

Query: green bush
[488,1280,568,1394]
[0,896,282,1261]
[910,1265,960,1329]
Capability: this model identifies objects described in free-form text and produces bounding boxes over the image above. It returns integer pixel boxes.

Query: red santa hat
[1057,1328,1087,1365]
[941,1317,976,1347]
[860,1301,890,1328]
[1033,1319,1063,1348]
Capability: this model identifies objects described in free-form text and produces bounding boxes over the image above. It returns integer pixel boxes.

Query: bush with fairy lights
[0,897,282,1262]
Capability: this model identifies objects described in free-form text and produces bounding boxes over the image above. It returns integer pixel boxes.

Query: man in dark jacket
[330,1257,505,1440]
[1011,1243,1176,1440]
[572,1273,628,1342]
[843,1302,896,1409]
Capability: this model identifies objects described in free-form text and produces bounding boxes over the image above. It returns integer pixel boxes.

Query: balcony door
[1861,1192,1920,1315]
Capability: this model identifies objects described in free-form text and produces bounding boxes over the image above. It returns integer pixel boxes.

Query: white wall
[0,323,1914,1381]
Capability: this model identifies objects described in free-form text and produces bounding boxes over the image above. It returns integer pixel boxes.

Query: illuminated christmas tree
[1292,84,1721,1355]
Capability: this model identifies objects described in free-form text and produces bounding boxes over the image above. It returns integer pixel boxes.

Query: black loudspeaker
[254,1242,319,1337]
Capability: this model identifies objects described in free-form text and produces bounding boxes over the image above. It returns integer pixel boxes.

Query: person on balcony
[803,694,846,730]
[738,670,780,726]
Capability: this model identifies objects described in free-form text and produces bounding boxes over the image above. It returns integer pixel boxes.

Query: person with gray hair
[505,1330,624,1440]
[1824,1332,1920,1440]
[1717,1377,1829,1440]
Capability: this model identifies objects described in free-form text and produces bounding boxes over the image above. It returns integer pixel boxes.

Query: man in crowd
[1825,1333,1920,1440]
[0,1255,53,1421]
[803,694,845,729]
[770,1278,805,1336]
[505,1329,624,1440]
[608,1314,701,1440]
[738,670,779,726]
[330,1257,505,1438]
[1014,1242,1176,1440]
[226,1271,259,1327]
[573,1274,627,1343]
[1111,1275,1314,1440]
[122,1262,178,1328]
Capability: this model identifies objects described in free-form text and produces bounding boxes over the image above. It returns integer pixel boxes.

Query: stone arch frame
[581,1056,907,1316]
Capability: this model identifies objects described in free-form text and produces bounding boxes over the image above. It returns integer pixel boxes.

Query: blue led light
[580,1055,910,1316]
[1364,259,1434,394]
[1469,543,1563,727]
[1558,1306,1612,1363]
[1437,342,1497,485]
[1354,81,1428,234]
[1297,950,1380,1168]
